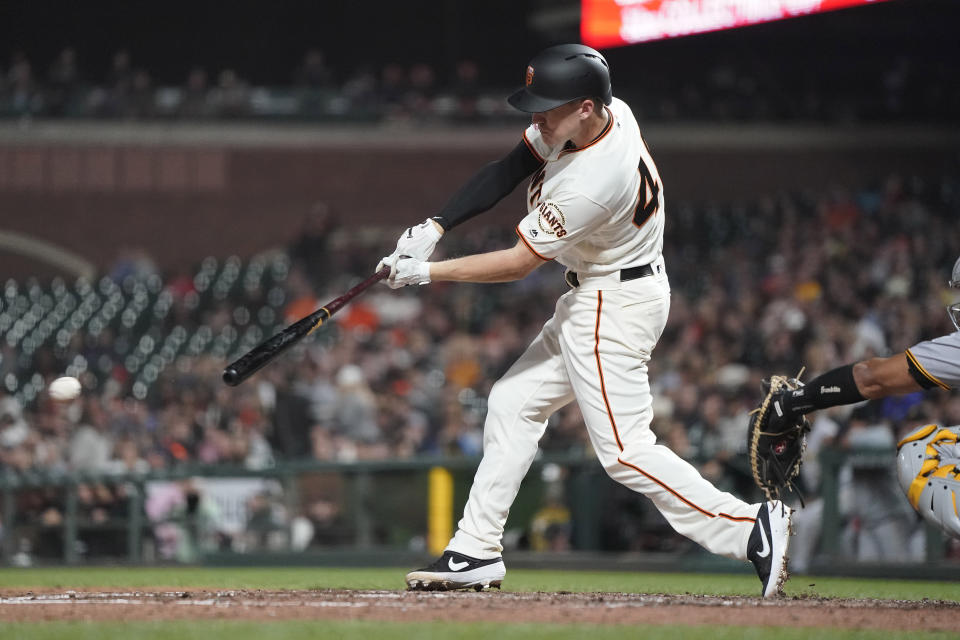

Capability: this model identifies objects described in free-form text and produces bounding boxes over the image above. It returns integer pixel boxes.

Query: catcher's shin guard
[896,424,960,539]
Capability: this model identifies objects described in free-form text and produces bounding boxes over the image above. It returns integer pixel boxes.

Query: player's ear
[579,98,595,119]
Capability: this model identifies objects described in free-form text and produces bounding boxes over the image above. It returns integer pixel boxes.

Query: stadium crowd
[1,172,958,562]
[1,45,957,124]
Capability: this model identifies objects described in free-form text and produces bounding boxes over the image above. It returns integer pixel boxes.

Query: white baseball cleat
[406,550,506,591]
[747,501,793,598]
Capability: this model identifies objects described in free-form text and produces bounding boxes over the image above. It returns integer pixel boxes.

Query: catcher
[749,255,960,538]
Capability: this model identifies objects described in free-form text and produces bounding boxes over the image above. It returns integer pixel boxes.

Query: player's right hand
[381,255,431,289]
[377,218,443,273]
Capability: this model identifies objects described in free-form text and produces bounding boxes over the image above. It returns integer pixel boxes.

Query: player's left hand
[382,255,431,289]
[377,219,443,273]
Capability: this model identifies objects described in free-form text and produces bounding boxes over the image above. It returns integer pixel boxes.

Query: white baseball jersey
[448,96,762,564]
[515,97,664,277]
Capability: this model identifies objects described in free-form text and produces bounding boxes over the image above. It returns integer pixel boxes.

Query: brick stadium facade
[0,123,956,278]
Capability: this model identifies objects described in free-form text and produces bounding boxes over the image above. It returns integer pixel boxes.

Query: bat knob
[222,367,240,386]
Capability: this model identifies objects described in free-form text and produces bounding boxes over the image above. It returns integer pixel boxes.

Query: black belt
[566,263,654,288]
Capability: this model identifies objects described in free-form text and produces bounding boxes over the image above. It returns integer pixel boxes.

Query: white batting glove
[384,256,431,289]
[377,219,443,273]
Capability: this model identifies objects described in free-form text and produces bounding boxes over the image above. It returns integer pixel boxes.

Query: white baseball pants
[448,264,759,561]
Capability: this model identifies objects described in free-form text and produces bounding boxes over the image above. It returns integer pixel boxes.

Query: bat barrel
[221,267,390,387]
[222,366,242,386]
[221,308,328,385]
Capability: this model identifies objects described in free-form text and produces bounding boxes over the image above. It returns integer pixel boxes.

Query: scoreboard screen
[582,0,891,47]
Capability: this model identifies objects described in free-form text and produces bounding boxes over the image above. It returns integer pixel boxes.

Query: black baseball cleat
[748,501,793,598]
[405,550,506,591]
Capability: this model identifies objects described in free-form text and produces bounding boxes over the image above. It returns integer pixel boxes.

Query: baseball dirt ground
[1,588,958,631]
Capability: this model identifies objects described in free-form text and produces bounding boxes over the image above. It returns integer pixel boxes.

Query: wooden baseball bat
[222,266,390,386]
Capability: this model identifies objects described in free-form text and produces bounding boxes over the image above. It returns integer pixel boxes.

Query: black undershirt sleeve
[431,139,543,231]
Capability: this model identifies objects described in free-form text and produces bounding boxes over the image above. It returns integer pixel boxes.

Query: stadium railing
[0,448,951,577]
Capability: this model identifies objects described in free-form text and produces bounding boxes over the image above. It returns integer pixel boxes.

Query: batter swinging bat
[222,266,390,386]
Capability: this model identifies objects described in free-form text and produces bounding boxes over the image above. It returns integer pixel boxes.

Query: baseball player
[379,44,791,598]
[757,256,960,539]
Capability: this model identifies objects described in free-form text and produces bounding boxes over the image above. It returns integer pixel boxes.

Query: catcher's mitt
[747,375,811,503]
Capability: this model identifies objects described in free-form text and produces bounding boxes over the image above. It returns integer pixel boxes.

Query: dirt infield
[1,588,958,630]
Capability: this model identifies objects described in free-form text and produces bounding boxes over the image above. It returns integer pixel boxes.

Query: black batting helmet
[507,44,613,113]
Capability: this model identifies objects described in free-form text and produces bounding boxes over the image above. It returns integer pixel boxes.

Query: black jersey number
[528,165,546,208]
[632,157,661,229]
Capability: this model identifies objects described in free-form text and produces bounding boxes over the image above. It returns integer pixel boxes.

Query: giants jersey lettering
[516,97,664,277]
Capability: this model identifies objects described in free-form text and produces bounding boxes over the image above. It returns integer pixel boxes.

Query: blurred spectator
[242,420,276,469]
[179,66,211,118]
[264,369,312,459]
[290,497,351,549]
[452,59,480,122]
[294,49,334,89]
[406,62,437,116]
[789,409,847,574]
[379,63,408,119]
[106,437,150,474]
[145,478,222,562]
[126,69,154,118]
[209,68,249,118]
[68,398,113,472]
[340,65,378,113]
[840,406,921,562]
[45,47,81,116]
[109,246,160,283]
[74,482,124,557]
[0,392,30,449]
[528,464,572,552]
[332,364,380,446]
[5,52,38,116]
[100,49,134,116]
[288,201,339,287]
[243,489,288,551]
